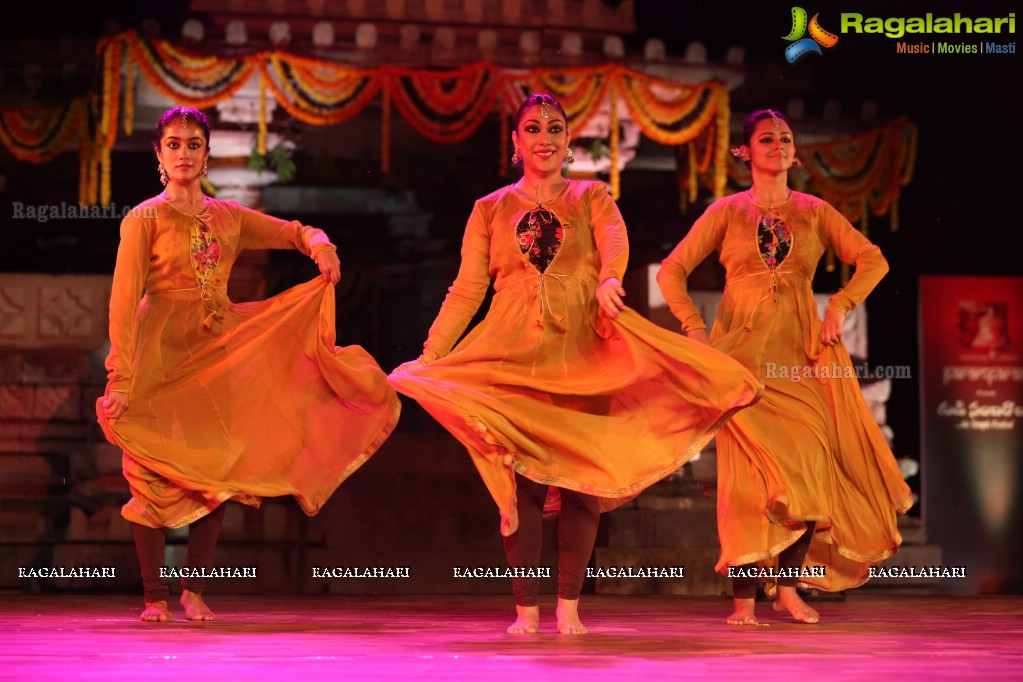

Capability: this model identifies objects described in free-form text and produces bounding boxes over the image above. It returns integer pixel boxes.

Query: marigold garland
[727,117,917,233]
[261,54,380,126]
[123,53,135,136]
[258,74,268,156]
[0,100,86,163]
[97,37,122,149]
[3,28,913,223]
[500,66,610,133]
[383,63,500,143]
[4,32,740,204]
[124,31,253,109]
[100,144,112,206]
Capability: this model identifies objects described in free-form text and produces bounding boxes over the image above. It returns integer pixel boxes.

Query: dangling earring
[158,163,168,186]
[201,161,209,178]
[564,147,575,165]
[791,157,802,167]
[511,147,522,164]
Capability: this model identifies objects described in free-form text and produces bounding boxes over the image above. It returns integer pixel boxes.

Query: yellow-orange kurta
[389,181,761,535]
[658,190,914,591]
[96,196,400,529]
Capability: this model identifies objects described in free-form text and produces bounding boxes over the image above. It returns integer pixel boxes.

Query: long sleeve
[588,183,629,283]
[656,202,727,333]
[421,200,493,362]
[820,204,889,313]
[104,212,153,393]
[235,202,336,258]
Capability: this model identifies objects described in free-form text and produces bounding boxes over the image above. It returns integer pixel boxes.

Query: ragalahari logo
[783,7,839,63]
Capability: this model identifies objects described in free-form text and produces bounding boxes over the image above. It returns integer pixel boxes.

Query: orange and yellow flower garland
[0,99,86,163]
[3,28,908,226]
[726,116,918,232]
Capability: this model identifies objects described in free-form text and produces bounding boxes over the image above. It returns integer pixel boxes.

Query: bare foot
[556,598,587,634]
[726,597,759,626]
[180,590,215,621]
[773,585,819,624]
[507,604,539,634]
[140,600,172,622]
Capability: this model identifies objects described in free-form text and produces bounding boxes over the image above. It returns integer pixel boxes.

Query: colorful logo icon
[783,7,839,63]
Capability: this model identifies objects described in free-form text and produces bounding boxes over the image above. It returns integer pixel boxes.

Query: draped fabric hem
[469,387,762,534]
[717,504,909,592]
[297,399,402,516]
[513,391,759,500]
[122,486,258,530]
[115,400,400,529]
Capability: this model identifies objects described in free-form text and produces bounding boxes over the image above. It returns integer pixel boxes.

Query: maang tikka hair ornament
[180,110,190,129]
[539,101,550,119]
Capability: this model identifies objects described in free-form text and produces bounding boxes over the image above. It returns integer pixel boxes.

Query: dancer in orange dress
[97,107,400,622]
[390,94,760,634]
[658,109,913,625]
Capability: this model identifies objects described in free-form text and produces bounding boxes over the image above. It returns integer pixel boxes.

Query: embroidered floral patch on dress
[757,214,791,269]
[516,206,563,272]
[190,217,220,292]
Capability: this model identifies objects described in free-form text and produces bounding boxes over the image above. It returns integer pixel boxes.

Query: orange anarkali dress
[96,196,400,528]
[658,190,914,591]
[389,181,761,535]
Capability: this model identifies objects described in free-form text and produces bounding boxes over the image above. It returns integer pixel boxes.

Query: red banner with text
[919,275,1023,593]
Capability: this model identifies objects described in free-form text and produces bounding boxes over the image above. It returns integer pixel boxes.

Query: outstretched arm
[235,202,340,283]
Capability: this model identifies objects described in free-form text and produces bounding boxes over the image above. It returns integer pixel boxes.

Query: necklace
[159,192,210,218]
[514,178,567,204]
[746,188,792,213]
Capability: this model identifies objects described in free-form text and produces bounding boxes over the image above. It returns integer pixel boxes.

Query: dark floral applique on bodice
[516,205,564,273]
[756,212,792,270]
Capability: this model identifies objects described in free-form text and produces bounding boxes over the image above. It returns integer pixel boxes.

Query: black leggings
[131,504,227,603]
[502,474,600,606]
[732,522,817,599]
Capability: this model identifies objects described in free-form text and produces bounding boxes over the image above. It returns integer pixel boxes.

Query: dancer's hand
[686,329,712,346]
[820,309,845,347]
[102,391,129,420]
[315,250,341,285]
[596,277,626,319]
[392,358,424,374]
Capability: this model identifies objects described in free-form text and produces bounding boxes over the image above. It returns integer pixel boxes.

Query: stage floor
[1,593,1020,680]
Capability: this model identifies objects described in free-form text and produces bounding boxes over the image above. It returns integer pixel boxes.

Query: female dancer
[98,107,399,621]
[658,109,913,625]
[390,94,760,634]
